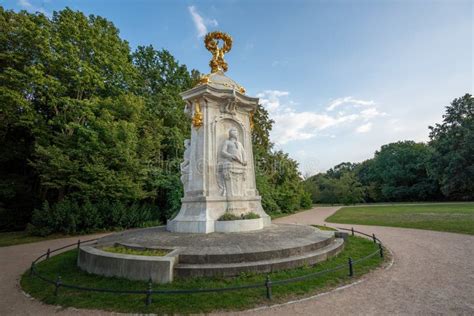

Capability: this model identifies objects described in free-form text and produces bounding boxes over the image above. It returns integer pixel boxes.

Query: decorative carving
[180,139,191,193]
[204,31,232,73]
[222,98,237,115]
[218,127,247,197]
[192,101,203,128]
[198,74,210,85]
[249,111,255,130]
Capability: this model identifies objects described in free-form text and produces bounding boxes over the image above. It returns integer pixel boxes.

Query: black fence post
[77,239,81,249]
[372,233,377,243]
[46,248,51,260]
[379,243,384,258]
[265,275,272,300]
[54,276,62,296]
[351,227,354,236]
[348,257,354,277]
[145,278,153,306]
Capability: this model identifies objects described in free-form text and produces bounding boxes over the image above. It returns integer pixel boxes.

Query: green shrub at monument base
[217,212,261,221]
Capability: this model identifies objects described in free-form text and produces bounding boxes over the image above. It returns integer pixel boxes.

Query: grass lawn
[326,202,474,235]
[21,236,384,314]
[0,231,69,247]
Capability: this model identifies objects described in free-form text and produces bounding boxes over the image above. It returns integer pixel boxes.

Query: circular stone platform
[78,224,344,283]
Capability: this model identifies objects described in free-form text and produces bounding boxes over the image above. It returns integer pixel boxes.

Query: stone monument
[78,32,345,283]
[167,31,271,233]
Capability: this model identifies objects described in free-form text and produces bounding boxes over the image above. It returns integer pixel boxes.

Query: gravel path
[1,207,473,315]
[234,207,474,316]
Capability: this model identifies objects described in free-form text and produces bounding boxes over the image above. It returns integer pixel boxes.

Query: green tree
[371,141,439,201]
[132,45,198,219]
[355,159,382,202]
[428,94,474,200]
[252,105,311,213]
[304,169,363,205]
[0,7,311,233]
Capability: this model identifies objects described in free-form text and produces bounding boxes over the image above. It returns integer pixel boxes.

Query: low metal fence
[28,227,385,306]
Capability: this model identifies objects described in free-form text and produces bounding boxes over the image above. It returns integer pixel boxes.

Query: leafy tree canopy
[0,7,310,233]
[428,94,474,200]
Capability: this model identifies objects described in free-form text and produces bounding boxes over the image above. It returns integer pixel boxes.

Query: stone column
[166,71,271,233]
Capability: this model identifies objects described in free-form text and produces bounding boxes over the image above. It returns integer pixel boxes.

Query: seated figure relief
[218,127,247,197]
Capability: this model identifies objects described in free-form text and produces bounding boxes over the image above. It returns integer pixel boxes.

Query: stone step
[178,233,335,264]
[174,238,345,278]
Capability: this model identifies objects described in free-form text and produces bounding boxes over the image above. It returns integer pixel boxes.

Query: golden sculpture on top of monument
[198,31,246,94]
[205,31,232,73]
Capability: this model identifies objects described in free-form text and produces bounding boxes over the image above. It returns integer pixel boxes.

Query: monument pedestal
[166,71,271,233]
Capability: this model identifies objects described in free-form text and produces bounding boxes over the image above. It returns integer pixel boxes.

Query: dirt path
[234,207,474,316]
[1,207,473,315]
[0,233,110,316]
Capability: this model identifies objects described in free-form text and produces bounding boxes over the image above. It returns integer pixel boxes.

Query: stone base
[77,246,179,283]
[166,219,214,234]
[78,224,345,283]
[214,218,264,232]
[167,195,271,233]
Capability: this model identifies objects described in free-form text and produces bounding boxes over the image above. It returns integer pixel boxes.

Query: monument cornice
[180,84,259,111]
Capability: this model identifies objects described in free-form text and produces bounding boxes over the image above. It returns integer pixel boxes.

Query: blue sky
[4,0,473,175]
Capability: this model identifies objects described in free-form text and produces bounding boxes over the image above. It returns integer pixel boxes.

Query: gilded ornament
[199,74,210,85]
[192,101,203,128]
[249,111,255,130]
[204,31,232,73]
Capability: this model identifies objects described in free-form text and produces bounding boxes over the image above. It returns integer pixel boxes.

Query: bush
[241,212,260,220]
[217,213,241,221]
[217,212,261,221]
[28,198,160,236]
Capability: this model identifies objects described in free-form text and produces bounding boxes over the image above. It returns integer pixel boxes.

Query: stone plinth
[167,71,271,233]
[78,224,344,282]
[77,246,179,283]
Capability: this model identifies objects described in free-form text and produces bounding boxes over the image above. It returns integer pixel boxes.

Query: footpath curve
[0,207,473,315]
[232,207,474,316]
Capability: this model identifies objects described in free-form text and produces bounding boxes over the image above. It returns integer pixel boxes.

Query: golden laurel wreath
[204,31,232,72]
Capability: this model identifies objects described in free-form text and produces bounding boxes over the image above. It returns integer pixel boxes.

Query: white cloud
[257,91,385,144]
[18,0,33,9]
[326,96,375,111]
[360,107,386,120]
[188,6,218,38]
[18,0,49,15]
[355,122,373,133]
[256,90,290,113]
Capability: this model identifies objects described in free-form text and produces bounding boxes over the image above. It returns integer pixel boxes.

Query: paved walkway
[1,207,473,315]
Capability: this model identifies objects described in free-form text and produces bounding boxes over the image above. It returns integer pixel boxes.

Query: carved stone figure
[180,139,191,193]
[218,127,247,197]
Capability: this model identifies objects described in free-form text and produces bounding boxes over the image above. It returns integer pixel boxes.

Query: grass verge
[21,236,384,314]
[326,202,474,235]
[102,246,169,256]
